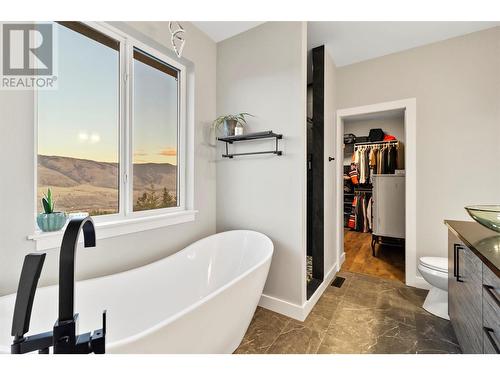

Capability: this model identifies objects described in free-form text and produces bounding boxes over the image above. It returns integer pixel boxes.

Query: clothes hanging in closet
[362,194,368,232]
[349,191,373,233]
[353,142,400,183]
[396,142,405,170]
[360,149,366,184]
[348,195,357,229]
[367,196,373,230]
[387,145,397,174]
[355,146,372,184]
[378,146,387,175]
[349,152,359,185]
[369,148,377,182]
[363,147,370,182]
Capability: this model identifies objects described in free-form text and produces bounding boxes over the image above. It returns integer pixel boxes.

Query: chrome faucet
[11,216,106,354]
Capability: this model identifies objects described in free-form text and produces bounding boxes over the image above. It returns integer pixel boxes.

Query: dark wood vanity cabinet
[446,222,500,354]
[448,233,483,353]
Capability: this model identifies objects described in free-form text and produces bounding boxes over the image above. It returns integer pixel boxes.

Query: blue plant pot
[36,212,67,232]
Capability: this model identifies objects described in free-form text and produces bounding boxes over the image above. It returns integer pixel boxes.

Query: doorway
[335,99,418,287]
[342,109,405,282]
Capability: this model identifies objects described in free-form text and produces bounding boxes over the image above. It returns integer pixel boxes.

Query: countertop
[445,220,500,277]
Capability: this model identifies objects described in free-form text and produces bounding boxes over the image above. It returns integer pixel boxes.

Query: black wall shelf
[217,131,283,158]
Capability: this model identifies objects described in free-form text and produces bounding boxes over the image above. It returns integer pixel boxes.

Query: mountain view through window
[37,23,179,216]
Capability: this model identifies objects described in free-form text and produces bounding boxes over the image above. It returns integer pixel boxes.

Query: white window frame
[126,40,187,218]
[29,21,195,251]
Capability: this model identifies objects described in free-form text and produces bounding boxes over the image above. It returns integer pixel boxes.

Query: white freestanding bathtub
[0,230,273,354]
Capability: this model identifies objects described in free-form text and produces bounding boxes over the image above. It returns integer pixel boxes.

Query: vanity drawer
[483,264,500,354]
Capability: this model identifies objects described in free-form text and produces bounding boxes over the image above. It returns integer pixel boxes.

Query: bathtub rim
[1,230,273,353]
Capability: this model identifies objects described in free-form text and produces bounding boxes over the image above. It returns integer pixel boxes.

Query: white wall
[0,21,217,296]
[335,27,500,263]
[216,22,308,307]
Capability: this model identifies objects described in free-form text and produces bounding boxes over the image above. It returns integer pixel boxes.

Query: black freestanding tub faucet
[11,216,106,354]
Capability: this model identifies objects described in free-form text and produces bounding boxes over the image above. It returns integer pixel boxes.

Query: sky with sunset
[38,22,178,166]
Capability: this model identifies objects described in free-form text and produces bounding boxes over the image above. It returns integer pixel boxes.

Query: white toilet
[418,257,449,320]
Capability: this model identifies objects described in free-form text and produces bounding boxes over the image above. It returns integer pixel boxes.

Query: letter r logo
[2,23,53,75]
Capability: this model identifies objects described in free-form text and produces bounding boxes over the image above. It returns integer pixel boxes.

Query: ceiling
[308,21,500,66]
[191,21,265,42]
[192,21,500,67]
[343,109,404,123]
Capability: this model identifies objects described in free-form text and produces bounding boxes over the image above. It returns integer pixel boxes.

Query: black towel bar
[217,131,283,158]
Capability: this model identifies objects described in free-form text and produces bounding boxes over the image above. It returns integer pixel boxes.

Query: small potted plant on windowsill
[212,113,254,137]
[36,188,67,232]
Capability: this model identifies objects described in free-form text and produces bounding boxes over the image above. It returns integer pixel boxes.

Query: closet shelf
[217,131,283,158]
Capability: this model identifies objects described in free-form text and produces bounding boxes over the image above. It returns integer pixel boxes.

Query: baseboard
[339,252,346,267]
[259,262,339,321]
[258,293,305,321]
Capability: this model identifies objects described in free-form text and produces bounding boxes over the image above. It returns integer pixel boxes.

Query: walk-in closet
[341,110,406,282]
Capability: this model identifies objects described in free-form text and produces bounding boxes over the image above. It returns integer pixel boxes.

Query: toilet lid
[419,257,448,272]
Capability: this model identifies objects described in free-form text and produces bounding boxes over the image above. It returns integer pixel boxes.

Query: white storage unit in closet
[372,175,405,239]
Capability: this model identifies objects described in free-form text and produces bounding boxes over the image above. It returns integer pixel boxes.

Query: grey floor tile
[234,307,290,354]
[317,300,418,354]
[236,271,461,355]
[414,311,461,354]
[267,321,324,354]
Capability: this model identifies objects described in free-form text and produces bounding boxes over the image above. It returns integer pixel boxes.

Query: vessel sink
[465,205,500,233]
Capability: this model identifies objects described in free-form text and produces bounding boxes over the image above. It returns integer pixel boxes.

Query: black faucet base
[11,331,53,354]
[53,312,106,354]
[10,216,106,354]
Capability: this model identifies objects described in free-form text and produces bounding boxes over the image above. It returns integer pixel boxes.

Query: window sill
[28,210,197,251]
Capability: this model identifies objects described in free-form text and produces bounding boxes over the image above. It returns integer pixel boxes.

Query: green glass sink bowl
[465,205,500,233]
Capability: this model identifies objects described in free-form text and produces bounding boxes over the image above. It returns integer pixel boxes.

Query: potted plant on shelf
[36,188,67,232]
[212,113,254,137]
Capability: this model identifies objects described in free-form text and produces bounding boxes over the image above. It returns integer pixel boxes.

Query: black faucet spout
[58,216,96,322]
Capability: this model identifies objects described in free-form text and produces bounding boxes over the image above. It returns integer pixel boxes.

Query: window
[36,22,189,231]
[37,22,120,216]
[132,48,179,212]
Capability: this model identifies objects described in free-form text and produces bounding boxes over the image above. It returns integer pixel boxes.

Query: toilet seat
[419,257,447,273]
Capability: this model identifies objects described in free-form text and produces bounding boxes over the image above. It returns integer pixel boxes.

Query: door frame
[335,98,421,288]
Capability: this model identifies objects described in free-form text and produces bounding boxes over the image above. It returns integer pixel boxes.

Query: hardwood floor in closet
[341,230,405,283]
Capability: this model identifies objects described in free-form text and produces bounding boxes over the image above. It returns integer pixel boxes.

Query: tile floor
[235,271,460,354]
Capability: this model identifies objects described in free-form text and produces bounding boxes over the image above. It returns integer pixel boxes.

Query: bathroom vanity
[445,220,500,354]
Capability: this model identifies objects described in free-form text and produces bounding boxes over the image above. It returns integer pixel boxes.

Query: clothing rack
[353,140,399,149]
[354,187,373,192]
